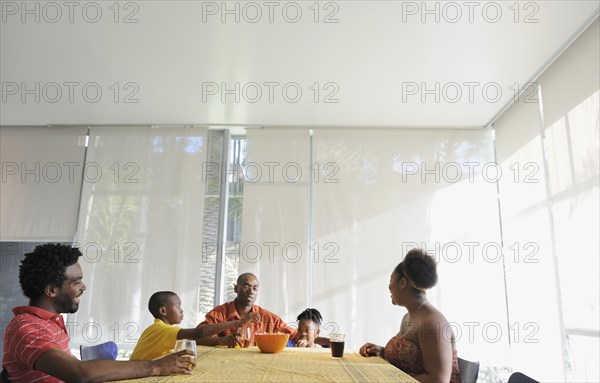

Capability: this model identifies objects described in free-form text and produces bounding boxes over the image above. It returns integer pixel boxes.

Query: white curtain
[494,96,563,381]
[538,18,599,383]
[311,128,504,362]
[241,127,503,365]
[70,126,208,350]
[0,126,87,241]
[239,128,311,325]
[495,18,599,382]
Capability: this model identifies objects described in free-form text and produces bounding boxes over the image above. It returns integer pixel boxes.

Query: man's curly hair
[19,243,82,301]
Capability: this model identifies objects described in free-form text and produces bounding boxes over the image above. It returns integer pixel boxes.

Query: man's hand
[239,312,261,326]
[34,346,196,382]
[151,350,195,375]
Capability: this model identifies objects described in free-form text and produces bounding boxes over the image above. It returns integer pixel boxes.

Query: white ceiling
[1,1,598,127]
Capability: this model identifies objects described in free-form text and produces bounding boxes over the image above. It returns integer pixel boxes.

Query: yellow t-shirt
[130,319,180,360]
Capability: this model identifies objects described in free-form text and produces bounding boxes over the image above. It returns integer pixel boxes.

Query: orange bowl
[254,333,289,353]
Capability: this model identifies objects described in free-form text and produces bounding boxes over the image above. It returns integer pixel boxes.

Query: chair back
[1,368,9,383]
[80,341,118,361]
[508,372,539,383]
[457,357,480,383]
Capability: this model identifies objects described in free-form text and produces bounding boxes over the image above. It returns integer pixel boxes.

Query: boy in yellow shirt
[131,291,260,360]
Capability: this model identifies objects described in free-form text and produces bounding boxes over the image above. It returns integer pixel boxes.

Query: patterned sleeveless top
[384,334,462,383]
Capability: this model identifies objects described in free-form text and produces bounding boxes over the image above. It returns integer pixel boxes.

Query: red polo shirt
[2,306,72,383]
[199,301,297,345]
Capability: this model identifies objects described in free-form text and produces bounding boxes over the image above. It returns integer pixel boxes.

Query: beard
[55,294,79,314]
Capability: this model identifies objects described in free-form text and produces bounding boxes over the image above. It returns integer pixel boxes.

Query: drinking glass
[330,333,345,358]
[237,326,252,348]
[174,339,196,367]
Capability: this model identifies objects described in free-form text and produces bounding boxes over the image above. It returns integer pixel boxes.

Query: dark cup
[331,341,345,358]
[330,333,345,358]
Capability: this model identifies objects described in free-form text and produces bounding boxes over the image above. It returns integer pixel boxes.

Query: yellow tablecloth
[115,346,418,382]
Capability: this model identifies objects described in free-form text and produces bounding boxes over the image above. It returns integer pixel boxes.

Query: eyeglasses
[240,284,258,292]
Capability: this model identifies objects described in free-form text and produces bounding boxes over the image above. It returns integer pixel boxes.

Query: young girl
[289,308,323,348]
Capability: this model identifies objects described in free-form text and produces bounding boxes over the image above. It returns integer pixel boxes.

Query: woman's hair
[393,248,438,291]
[297,308,323,326]
[19,243,82,301]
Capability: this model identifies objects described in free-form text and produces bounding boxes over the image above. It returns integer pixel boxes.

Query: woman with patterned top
[359,248,461,383]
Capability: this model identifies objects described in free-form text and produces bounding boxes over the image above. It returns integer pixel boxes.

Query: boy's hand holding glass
[220,334,239,348]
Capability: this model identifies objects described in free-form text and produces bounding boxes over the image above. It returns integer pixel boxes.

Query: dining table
[113,345,419,382]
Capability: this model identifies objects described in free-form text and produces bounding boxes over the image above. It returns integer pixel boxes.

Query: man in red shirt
[1,244,194,382]
[197,273,298,347]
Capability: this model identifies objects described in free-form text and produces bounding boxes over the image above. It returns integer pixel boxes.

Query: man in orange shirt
[197,273,297,347]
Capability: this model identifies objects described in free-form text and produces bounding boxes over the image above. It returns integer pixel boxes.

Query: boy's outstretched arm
[179,312,260,340]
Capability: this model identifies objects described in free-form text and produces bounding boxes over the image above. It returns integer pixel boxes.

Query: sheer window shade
[0,126,87,241]
[494,18,599,382]
[538,18,599,382]
[241,127,504,368]
[311,128,504,364]
[70,126,208,348]
[494,96,564,381]
[239,128,311,322]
